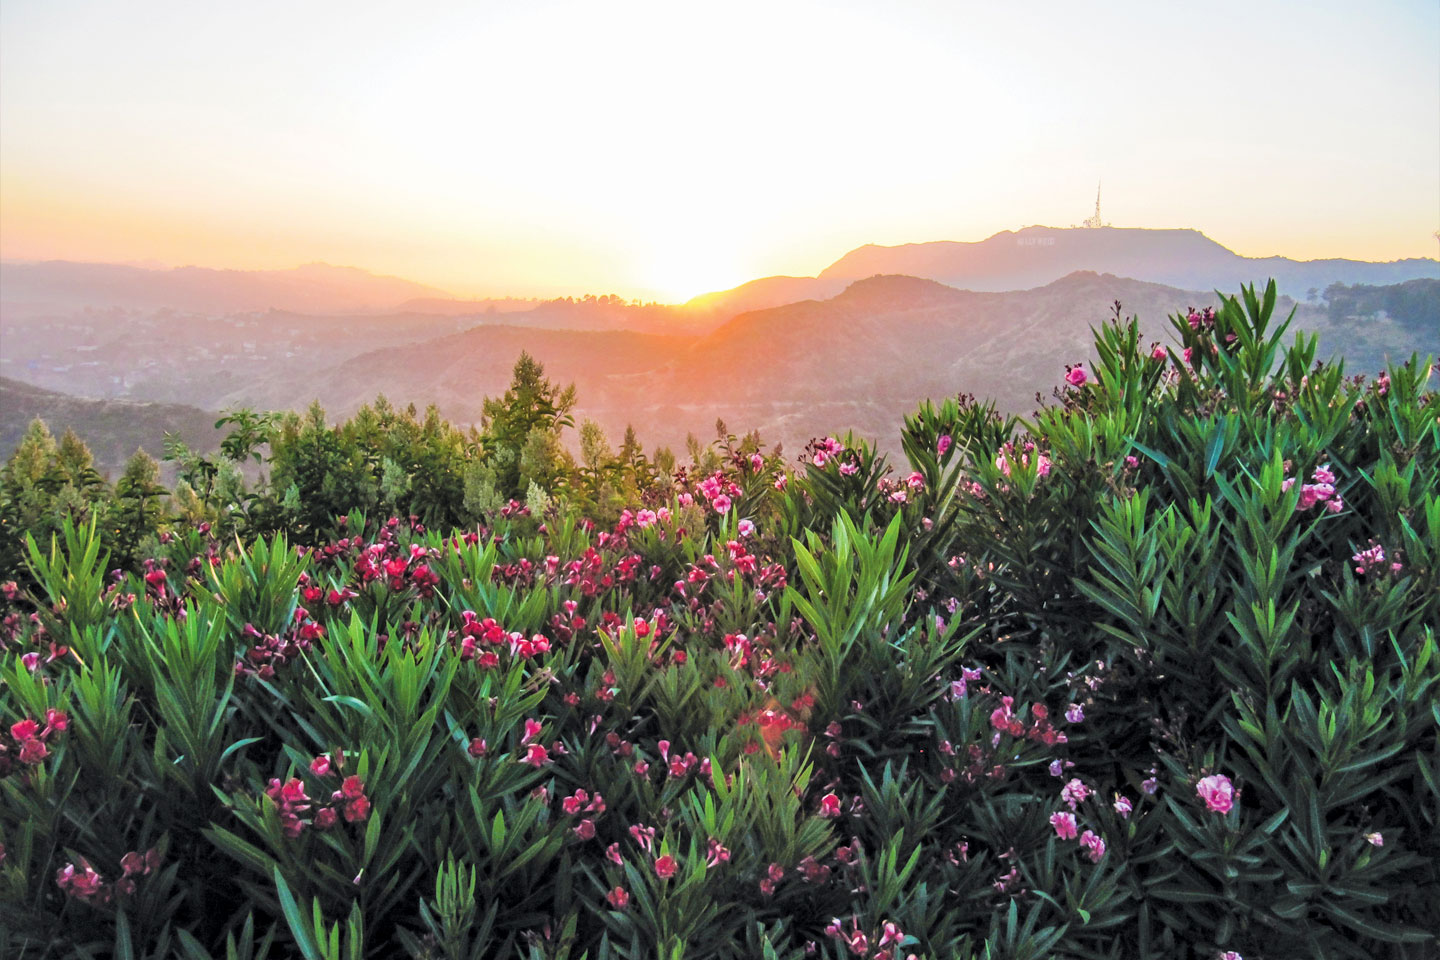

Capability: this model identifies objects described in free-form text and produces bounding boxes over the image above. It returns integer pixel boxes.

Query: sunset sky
[2,0,1436,302]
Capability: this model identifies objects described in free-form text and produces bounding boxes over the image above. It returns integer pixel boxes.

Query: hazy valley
[3,226,1436,474]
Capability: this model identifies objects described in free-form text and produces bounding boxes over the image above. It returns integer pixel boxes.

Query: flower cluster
[56,847,160,905]
[1281,463,1344,514]
[1352,541,1403,577]
[1,710,67,777]
[263,757,370,839]
[235,615,325,679]
[823,916,910,959]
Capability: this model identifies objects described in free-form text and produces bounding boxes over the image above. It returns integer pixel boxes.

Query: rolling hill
[0,377,221,478]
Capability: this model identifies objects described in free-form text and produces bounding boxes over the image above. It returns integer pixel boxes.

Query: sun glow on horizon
[1,0,1436,298]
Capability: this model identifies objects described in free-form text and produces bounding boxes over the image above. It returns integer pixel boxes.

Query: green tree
[481,352,576,499]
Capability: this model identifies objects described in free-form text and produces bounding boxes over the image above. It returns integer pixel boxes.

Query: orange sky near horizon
[2,0,1437,302]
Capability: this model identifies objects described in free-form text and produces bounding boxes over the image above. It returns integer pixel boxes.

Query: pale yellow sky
[2,0,1437,301]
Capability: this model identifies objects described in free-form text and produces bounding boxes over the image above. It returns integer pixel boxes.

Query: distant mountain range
[0,260,447,314]
[816,227,1440,298]
[4,226,1435,317]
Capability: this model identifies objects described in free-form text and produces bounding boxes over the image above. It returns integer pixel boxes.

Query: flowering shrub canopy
[1,281,1437,959]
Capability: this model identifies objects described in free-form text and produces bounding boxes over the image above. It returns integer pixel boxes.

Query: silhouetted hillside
[0,377,220,477]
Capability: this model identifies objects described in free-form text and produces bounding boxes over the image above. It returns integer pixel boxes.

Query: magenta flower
[17,737,48,765]
[1365,831,1383,847]
[343,795,370,823]
[606,885,630,908]
[1061,778,1090,810]
[1078,829,1106,862]
[1196,774,1234,813]
[1113,794,1133,819]
[937,434,952,456]
[654,854,677,879]
[522,743,551,767]
[10,718,39,742]
[1065,366,1088,387]
[1050,811,1078,839]
[818,792,842,818]
[712,495,732,513]
[1065,703,1084,723]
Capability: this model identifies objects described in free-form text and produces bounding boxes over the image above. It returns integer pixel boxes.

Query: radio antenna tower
[1081,181,1107,228]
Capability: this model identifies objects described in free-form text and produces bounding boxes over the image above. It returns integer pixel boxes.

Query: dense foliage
[1,283,1436,959]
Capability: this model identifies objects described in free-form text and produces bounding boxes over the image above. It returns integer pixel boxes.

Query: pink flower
[1151,345,1167,361]
[1065,366,1088,387]
[606,885,630,909]
[712,495,732,514]
[1365,831,1383,847]
[18,737,48,765]
[522,743,551,767]
[1065,703,1084,723]
[468,737,488,757]
[574,818,596,840]
[1196,774,1234,813]
[818,792,842,818]
[1050,811,1078,839]
[1078,830,1106,862]
[1311,464,1336,485]
[522,718,543,744]
[43,709,68,734]
[738,518,756,538]
[343,796,370,822]
[1061,778,1090,810]
[10,718,39,742]
[309,755,331,776]
[654,854,677,879]
[1113,794,1133,819]
[937,434,952,456]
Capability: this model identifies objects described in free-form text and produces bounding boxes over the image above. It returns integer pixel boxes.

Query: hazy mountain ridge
[0,260,450,314]
[816,226,1440,298]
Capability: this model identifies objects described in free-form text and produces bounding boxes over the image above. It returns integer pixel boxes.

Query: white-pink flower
[1196,774,1234,814]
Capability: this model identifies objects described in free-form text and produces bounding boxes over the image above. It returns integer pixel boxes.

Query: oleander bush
[1,282,1436,960]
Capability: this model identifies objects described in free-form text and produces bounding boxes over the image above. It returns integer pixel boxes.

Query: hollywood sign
[1016,237,1056,247]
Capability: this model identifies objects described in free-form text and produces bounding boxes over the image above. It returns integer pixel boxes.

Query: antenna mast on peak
[1081,182,1107,228]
